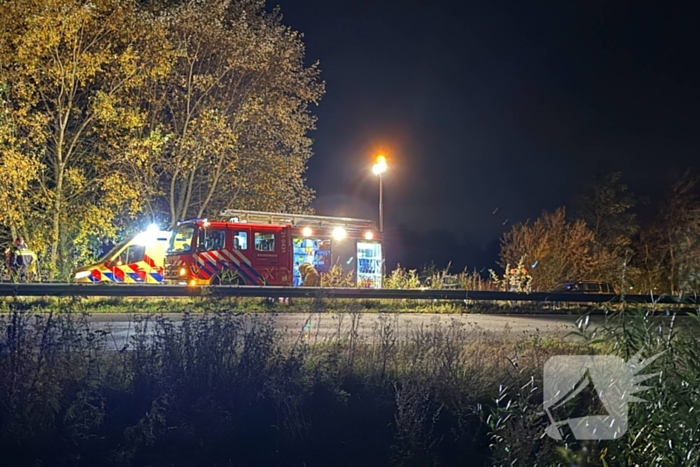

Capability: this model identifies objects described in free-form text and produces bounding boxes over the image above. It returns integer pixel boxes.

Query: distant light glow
[147,223,159,233]
[302,227,313,237]
[332,227,347,241]
[364,231,374,240]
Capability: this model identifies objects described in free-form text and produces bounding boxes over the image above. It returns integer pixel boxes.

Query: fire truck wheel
[211,273,245,286]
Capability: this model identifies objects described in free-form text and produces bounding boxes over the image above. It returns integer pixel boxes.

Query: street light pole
[372,155,387,233]
[379,172,383,233]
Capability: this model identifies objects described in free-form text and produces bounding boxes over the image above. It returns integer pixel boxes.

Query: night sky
[276,0,700,271]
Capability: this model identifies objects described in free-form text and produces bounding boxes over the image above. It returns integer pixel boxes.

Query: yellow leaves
[0,148,42,227]
[117,46,139,80]
[122,129,166,168]
[63,167,87,193]
[100,172,137,210]
[15,2,108,84]
[500,208,601,291]
[91,91,118,124]
[152,0,321,219]
[91,92,146,133]
[69,202,119,262]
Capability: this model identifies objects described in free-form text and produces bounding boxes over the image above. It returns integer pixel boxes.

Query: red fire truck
[164,210,384,288]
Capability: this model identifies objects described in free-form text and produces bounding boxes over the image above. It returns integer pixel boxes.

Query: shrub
[384,265,421,289]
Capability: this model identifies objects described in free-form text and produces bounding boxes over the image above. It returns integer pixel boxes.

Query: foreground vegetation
[0,305,698,466]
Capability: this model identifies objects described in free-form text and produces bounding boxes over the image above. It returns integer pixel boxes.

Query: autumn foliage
[0,0,323,278]
[498,171,700,294]
[499,208,600,291]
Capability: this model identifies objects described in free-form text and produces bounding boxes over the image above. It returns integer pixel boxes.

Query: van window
[127,245,146,264]
[584,283,599,292]
[255,232,275,251]
[233,231,248,250]
[116,244,146,266]
[202,229,226,251]
[97,239,128,264]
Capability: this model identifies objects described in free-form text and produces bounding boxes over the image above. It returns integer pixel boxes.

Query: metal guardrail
[0,283,696,304]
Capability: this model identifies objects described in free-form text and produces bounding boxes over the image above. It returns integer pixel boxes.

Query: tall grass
[485,308,700,466]
[0,304,579,467]
[1,304,698,466]
[383,263,495,290]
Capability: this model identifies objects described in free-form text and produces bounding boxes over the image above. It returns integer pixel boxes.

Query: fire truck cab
[164,210,384,288]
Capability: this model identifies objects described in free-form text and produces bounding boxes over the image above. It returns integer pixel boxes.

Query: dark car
[552,281,616,294]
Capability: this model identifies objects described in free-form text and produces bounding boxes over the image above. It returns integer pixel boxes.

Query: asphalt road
[87,313,604,350]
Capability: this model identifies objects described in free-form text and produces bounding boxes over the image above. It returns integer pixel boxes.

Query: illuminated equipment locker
[357,242,383,288]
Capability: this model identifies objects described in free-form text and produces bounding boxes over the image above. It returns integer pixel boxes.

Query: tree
[580,170,638,253]
[499,207,602,291]
[0,83,44,246]
[143,0,323,226]
[0,0,323,277]
[0,0,172,277]
[640,171,700,293]
[579,171,639,287]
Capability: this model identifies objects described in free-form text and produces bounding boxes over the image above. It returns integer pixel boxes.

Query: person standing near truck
[6,237,38,282]
[298,263,320,286]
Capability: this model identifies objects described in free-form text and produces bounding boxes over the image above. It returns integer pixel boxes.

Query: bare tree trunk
[50,167,64,279]
[668,230,676,293]
[196,156,227,218]
[180,163,198,221]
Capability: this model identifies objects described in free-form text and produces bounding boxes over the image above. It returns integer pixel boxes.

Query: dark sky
[276,0,700,269]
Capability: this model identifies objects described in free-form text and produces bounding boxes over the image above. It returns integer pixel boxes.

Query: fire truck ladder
[219,209,378,232]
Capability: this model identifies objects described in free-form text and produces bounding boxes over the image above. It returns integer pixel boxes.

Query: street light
[372,155,387,232]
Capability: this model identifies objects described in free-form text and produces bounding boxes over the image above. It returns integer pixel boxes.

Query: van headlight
[74,271,91,280]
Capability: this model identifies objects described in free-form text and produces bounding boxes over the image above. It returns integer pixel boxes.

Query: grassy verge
[0,295,685,315]
[0,304,698,466]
